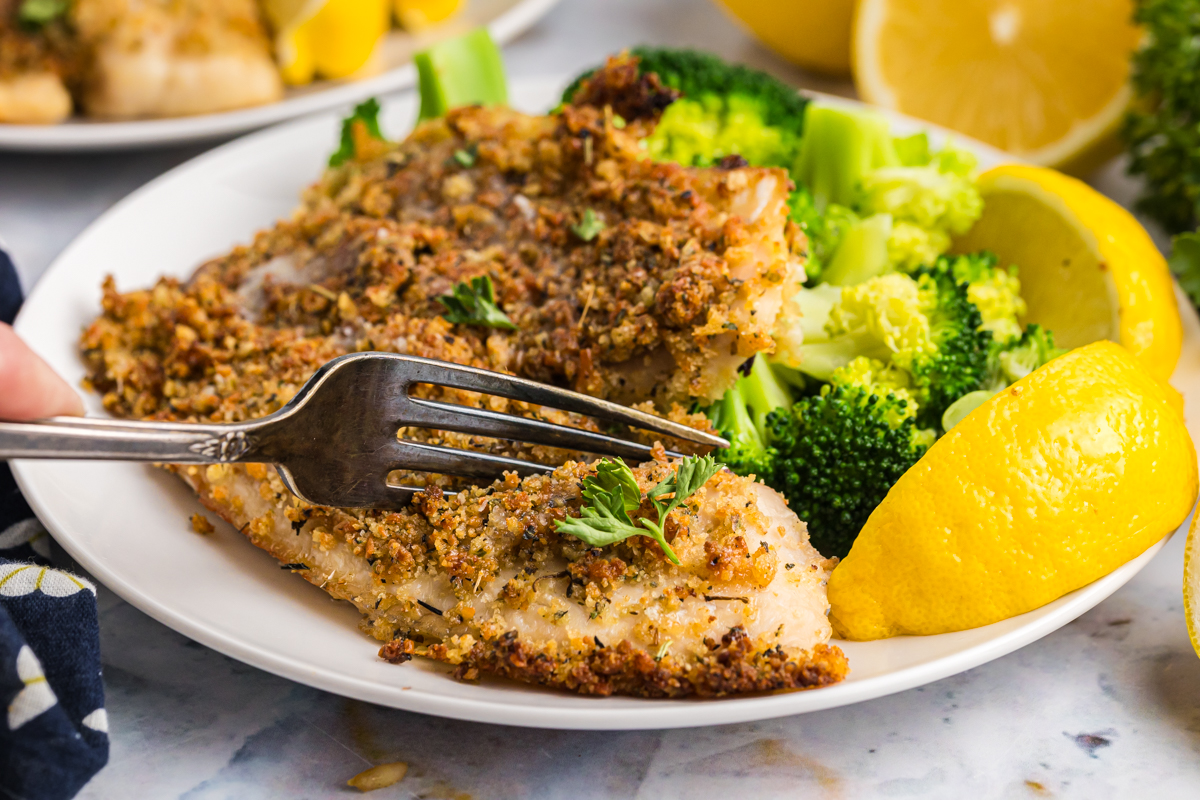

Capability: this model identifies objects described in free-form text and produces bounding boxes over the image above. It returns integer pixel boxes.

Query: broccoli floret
[855,144,983,272]
[794,102,982,274]
[705,356,794,481]
[789,189,858,284]
[794,104,899,211]
[994,324,1066,383]
[563,47,809,170]
[1124,0,1200,234]
[705,382,775,481]
[775,253,1031,429]
[901,258,994,429]
[767,385,931,559]
[949,251,1026,345]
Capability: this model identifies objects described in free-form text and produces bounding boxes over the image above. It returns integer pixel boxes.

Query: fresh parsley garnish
[571,208,605,242]
[436,275,517,330]
[18,0,68,26]
[453,146,477,167]
[555,455,722,564]
[329,98,385,167]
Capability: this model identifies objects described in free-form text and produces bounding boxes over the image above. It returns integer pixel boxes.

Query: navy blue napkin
[0,246,108,800]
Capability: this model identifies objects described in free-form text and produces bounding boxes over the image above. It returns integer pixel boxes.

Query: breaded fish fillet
[80,95,844,696]
[182,456,844,697]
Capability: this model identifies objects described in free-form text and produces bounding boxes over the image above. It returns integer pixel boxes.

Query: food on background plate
[73,0,283,119]
[263,0,389,86]
[0,0,78,123]
[0,0,464,123]
[853,0,1140,174]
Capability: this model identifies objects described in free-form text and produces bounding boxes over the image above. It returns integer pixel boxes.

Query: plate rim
[9,77,1188,730]
[0,0,560,153]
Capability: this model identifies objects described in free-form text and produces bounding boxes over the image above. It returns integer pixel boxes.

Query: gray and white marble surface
[2,0,1198,796]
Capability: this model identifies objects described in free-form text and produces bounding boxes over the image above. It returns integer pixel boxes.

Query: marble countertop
[3,0,1199,796]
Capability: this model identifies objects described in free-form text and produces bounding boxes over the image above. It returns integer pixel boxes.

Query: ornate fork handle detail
[187,431,253,462]
[0,417,260,463]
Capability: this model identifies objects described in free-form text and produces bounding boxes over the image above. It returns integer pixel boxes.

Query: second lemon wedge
[852,0,1139,171]
[952,164,1183,382]
[829,341,1198,640]
[265,0,390,85]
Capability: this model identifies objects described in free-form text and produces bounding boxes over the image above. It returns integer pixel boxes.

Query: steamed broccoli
[994,324,1065,383]
[901,258,994,428]
[705,356,794,480]
[767,384,931,559]
[776,254,1021,429]
[795,104,983,275]
[562,47,809,170]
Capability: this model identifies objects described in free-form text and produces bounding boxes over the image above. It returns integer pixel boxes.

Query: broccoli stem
[709,382,763,449]
[822,213,893,286]
[415,28,509,121]
[739,356,795,440]
[794,104,898,210]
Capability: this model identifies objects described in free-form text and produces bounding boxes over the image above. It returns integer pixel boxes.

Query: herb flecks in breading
[330,98,386,167]
[556,455,722,564]
[571,208,605,242]
[18,0,68,26]
[436,275,517,330]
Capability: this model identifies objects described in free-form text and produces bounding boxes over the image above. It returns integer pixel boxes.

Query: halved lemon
[952,164,1182,382]
[853,0,1140,172]
[715,0,855,77]
[829,341,1198,640]
[263,0,390,86]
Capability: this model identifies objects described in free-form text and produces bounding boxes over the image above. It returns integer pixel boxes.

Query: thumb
[0,322,84,420]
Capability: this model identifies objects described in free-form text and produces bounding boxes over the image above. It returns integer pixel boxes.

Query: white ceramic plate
[0,0,558,152]
[12,78,1200,730]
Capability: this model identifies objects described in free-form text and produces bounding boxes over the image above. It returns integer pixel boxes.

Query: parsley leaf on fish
[555,455,722,564]
[436,275,518,330]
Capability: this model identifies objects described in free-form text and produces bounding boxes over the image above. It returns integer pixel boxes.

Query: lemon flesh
[953,164,1183,382]
[829,341,1198,640]
[852,0,1140,170]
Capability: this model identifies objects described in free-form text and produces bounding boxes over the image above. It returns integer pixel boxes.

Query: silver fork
[0,352,728,508]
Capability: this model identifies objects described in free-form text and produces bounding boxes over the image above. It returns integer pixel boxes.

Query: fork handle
[0,417,259,463]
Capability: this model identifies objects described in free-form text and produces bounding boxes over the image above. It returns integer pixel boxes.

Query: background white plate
[11,77,1200,730]
[0,0,558,152]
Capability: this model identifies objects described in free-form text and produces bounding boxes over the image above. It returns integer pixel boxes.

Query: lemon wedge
[1185,512,1200,661]
[829,341,1198,640]
[853,0,1140,172]
[394,0,463,31]
[263,0,390,85]
[953,164,1182,382]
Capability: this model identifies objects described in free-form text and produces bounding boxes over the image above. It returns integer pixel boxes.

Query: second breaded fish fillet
[180,455,846,697]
